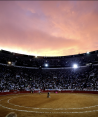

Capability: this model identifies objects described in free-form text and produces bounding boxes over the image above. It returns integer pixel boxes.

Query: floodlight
[73,64,78,68]
[35,55,37,58]
[8,61,11,65]
[45,63,48,67]
[87,51,89,54]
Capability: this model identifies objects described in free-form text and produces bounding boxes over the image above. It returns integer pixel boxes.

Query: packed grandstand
[0,49,98,92]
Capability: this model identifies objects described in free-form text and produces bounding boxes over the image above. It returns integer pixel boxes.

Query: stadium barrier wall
[43,90,98,94]
[0,90,98,96]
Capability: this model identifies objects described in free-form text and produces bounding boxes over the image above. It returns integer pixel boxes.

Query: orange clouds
[0,1,98,56]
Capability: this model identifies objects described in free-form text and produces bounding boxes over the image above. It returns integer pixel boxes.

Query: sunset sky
[0,1,98,56]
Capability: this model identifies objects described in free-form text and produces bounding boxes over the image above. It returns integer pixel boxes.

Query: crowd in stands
[0,50,98,92]
[0,64,98,92]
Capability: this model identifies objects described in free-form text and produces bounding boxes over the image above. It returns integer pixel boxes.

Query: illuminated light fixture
[73,64,78,68]
[87,51,89,54]
[45,63,48,67]
[8,61,11,65]
[35,55,37,58]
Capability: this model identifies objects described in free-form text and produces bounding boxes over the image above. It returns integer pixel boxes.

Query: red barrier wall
[0,90,98,96]
[42,90,98,94]
[61,90,98,94]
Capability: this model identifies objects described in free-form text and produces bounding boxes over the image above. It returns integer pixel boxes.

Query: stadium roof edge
[0,49,98,58]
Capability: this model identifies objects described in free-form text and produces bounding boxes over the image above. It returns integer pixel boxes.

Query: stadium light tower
[73,64,78,69]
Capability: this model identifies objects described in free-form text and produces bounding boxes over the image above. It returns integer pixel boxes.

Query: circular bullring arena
[0,93,98,117]
[1,50,98,117]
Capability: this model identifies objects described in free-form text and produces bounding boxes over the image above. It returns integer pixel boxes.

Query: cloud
[0,1,98,56]
[0,21,81,55]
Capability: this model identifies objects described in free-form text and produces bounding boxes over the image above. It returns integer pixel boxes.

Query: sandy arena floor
[0,93,98,117]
